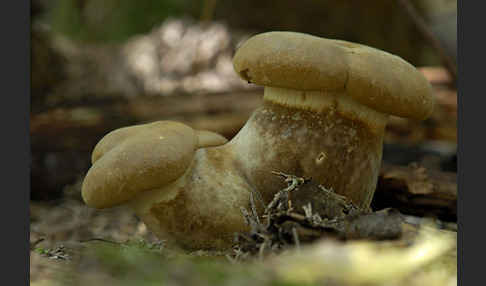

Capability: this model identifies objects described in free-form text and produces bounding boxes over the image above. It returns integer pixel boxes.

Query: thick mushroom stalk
[82,32,435,250]
[229,87,389,208]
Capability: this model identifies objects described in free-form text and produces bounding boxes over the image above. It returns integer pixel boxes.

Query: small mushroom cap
[91,124,228,164]
[196,130,228,148]
[82,121,199,209]
[233,31,435,120]
[91,123,163,164]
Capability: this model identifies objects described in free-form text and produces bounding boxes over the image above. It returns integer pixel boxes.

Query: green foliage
[65,239,321,286]
[44,230,455,286]
[34,247,49,255]
[49,0,198,43]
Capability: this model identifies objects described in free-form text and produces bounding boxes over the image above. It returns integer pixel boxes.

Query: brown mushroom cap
[90,122,168,164]
[82,121,199,209]
[196,130,228,148]
[91,123,228,164]
[233,31,435,120]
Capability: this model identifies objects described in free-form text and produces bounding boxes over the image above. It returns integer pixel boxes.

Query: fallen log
[30,90,263,153]
[372,163,457,222]
[30,91,261,200]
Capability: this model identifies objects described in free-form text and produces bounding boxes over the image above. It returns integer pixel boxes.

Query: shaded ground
[30,181,160,283]
[30,177,457,286]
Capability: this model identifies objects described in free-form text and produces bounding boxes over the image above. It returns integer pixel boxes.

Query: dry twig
[396,0,457,84]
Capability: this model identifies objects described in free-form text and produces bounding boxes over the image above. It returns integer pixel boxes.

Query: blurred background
[30,0,457,282]
[31,0,457,201]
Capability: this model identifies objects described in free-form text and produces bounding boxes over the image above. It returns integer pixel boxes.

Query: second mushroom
[81,32,435,250]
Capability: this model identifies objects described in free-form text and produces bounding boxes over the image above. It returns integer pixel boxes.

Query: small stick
[250,188,266,210]
[266,171,306,212]
[396,0,457,84]
[30,238,45,250]
[292,227,301,252]
[79,238,121,244]
[249,191,261,226]
[258,240,267,261]
[225,254,237,264]
[200,0,219,23]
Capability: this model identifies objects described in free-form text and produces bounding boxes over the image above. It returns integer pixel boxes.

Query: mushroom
[82,121,228,209]
[82,32,434,250]
[82,120,254,249]
[231,31,435,208]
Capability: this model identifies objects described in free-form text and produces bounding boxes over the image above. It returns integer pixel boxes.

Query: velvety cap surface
[82,121,198,208]
[233,32,435,119]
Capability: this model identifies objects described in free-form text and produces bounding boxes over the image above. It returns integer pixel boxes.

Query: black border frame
[8,0,475,285]
[457,1,476,286]
[4,1,30,285]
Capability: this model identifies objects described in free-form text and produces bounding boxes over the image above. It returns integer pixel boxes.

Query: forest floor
[30,173,457,286]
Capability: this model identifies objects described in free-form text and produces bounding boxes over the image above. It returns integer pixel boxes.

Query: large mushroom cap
[233,31,435,120]
[82,121,201,209]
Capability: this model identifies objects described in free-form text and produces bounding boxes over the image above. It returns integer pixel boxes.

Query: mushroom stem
[225,88,388,208]
[128,145,254,250]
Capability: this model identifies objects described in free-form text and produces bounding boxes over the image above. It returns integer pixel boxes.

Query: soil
[30,180,160,283]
